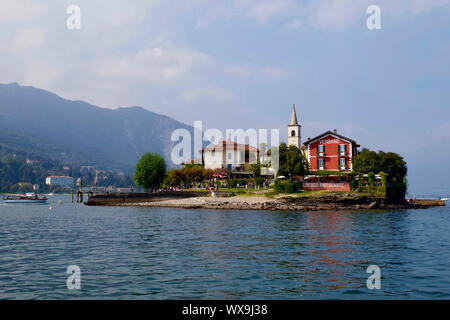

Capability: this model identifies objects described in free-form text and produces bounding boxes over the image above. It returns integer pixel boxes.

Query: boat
[2,193,48,203]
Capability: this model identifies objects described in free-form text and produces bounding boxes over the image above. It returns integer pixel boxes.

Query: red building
[303,130,360,172]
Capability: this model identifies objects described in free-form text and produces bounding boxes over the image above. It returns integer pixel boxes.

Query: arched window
[291,130,296,137]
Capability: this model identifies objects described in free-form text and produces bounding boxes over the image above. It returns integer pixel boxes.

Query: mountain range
[0,83,194,172]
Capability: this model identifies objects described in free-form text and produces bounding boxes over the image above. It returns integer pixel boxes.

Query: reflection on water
[0,196,449,299]
[304,212,360,294]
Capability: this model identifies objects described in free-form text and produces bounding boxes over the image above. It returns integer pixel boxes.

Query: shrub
[274,179,302,193]
[285,181,295,193]
[274,179,283,193]
[255,177,264,188]
[349,175,357,191]
[229,178,249,188]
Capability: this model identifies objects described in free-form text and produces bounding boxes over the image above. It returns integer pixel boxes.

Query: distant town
[0,152,134,194]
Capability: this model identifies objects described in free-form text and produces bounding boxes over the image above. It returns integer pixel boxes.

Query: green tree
[353,148,408,199]
[134,152,166,191]
[164,168,183,187]
[378,151,407,183]
[353,148,380,174]
[185,165,206,184]
[278,145,308,177]
[278,142,288,170]
[353,148,407,183]
[163,166,214,188]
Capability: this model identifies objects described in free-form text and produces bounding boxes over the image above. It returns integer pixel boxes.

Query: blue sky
[0,0,449,194]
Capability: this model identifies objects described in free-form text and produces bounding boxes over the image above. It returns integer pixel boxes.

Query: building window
[317,158,325,170]
[291,130,296,137]
[338,144,347,155]
[339,158,347,169]
[228,153,232,160]
[317,145,325,156]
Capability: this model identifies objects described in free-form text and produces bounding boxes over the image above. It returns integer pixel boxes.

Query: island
[84,107,446,211]
[85,189,445,210]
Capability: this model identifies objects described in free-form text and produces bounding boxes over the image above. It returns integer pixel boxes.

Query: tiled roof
[303,130,360,147]
[202,140,259,152]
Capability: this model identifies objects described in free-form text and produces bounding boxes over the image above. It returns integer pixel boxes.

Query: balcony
[338,151,347,157]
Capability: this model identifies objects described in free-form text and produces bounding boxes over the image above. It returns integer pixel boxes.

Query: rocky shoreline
[86,191,426,211]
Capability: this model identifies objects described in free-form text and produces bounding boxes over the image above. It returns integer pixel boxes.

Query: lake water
[0,195,449,299]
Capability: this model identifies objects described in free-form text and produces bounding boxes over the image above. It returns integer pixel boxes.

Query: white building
[202,139,259,171]
[45,176,74,187]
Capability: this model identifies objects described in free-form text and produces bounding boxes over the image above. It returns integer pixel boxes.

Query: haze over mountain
[0,83,193,172]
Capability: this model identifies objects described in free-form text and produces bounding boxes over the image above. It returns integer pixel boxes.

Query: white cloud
[263,66,293,79]
[224,63,293,80]
[11,28,45,54]
[0,0,448,127]
[23,62,61,89]
[195,0,301,28]
[247,0,299,24]
[0,0,41,22]
[182,87,235,103]
[283,18,304,31]
[305,0,450,29]
[305,0,364,30]
[99,47,211,83]
[0,0,293,118]
[195,0,450,30]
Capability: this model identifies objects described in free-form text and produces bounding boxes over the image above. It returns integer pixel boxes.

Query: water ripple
[0,197,449,299]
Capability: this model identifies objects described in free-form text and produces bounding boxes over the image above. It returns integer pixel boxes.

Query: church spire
[288,104,301,148]
[290,104,298,125]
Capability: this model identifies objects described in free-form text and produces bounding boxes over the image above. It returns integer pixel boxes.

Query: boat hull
[3,199,48,203]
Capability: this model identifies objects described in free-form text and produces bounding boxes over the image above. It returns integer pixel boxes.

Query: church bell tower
[288,104,301,148]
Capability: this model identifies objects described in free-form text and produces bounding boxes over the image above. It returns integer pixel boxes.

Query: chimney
[307,137,311,141]
[333,129,337,134]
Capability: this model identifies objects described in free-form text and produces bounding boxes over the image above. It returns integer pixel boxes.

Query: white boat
[2,194,48,203]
